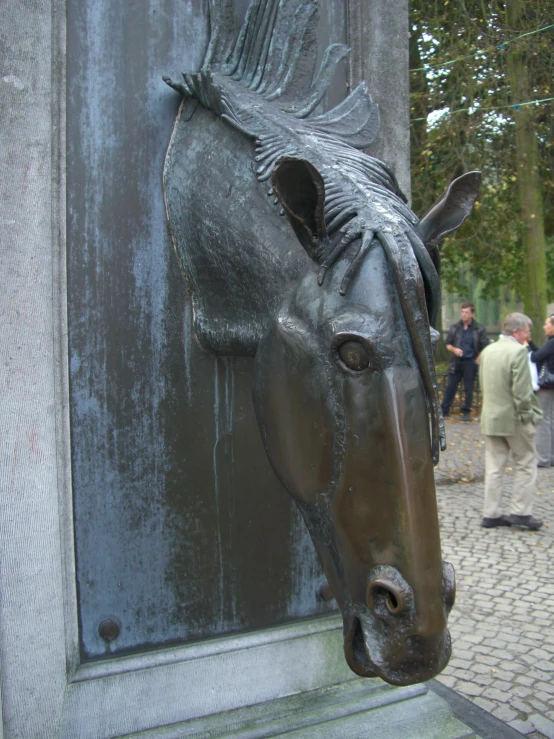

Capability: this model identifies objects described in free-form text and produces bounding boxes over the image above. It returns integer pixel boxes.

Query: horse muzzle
[343,562,455,686]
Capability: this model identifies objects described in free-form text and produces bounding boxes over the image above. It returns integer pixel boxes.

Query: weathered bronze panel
[67,0,343,660]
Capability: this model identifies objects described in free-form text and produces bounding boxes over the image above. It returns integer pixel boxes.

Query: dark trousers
[441,358,477,415]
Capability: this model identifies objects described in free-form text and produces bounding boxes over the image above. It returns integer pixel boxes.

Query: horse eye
[337,340,370,371]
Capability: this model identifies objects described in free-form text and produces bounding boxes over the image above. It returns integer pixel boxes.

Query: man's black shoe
[481,517,512,528]
[461,412,472,421]
[505,514,543,531]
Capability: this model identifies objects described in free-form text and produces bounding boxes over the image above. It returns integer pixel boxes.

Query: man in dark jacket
[441,302,489,421]
[530,315,554,466]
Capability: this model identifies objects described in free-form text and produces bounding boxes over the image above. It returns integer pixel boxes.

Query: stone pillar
[346,0,411,201]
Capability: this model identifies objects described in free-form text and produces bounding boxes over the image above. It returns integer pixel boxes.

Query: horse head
[251,159,479,684]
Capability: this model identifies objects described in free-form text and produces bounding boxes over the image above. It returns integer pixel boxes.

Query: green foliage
[410,0,554,299]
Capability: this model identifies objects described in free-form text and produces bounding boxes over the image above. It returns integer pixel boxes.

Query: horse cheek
[252,321,334,504]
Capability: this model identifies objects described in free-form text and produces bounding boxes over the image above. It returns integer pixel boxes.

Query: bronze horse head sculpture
[163,0,481,686]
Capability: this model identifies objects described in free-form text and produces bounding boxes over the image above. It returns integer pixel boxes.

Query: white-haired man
[479,313,544,530]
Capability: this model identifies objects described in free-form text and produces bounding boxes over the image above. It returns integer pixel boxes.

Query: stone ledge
[118,679,479,738]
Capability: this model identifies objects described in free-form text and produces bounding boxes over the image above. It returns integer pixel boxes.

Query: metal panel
[67,0,344,660]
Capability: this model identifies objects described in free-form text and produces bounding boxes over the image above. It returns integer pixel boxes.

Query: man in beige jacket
[480,313,544,530]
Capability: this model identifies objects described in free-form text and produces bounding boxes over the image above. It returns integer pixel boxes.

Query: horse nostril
[372,585,402,615]
[367,582,411,620]
[366,566,414,619]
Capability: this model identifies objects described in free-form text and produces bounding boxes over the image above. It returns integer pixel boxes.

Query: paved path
[434,419,554,738]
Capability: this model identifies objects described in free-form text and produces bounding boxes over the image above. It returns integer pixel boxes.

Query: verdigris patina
[163,0,480,686]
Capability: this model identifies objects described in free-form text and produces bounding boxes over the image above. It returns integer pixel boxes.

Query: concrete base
[119,680,478,739]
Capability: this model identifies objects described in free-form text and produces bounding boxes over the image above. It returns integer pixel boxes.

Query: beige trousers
[483,422,537,518]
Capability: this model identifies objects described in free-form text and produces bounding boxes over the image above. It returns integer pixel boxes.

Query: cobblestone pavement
[434,418,554,738]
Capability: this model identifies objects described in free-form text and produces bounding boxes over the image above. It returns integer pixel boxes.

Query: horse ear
[271,157,327,260]
[416,171,482,248]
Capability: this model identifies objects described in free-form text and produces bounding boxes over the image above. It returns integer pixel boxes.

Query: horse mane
[166,2,376,139]
[164,0,445,461]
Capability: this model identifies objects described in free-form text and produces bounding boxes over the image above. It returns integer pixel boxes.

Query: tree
[409,0,554,342]
[505,0,548,337]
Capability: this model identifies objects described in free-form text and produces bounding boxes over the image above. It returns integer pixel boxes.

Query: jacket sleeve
[530,340,554,364]
[511,349,536,424]
[477,325,489,353]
